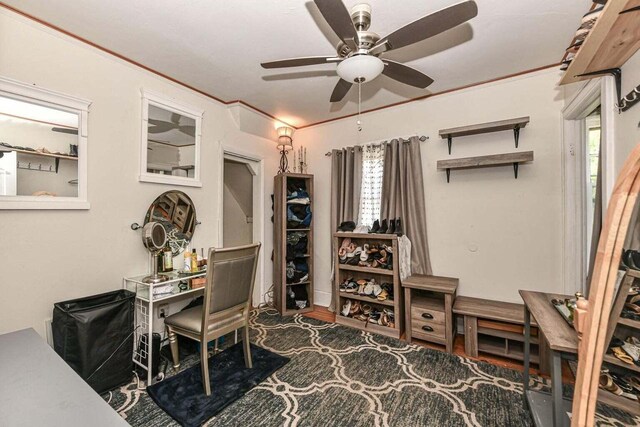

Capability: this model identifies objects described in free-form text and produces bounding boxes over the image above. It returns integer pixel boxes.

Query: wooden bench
[453,296,540,365]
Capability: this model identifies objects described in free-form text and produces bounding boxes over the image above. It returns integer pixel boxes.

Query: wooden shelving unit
[437,151,534,182]
[598,269,640,416]
[439,117,530,154]
[403,275,458,353]
[333,233,403,339]
[273,173,314,316]
[560,0,640,86]
[453,296,541,365]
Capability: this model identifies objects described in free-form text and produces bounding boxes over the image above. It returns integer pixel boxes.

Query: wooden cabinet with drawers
[403,275,458,352]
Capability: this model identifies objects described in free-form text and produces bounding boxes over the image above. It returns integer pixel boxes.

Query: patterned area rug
[106,309,639,426]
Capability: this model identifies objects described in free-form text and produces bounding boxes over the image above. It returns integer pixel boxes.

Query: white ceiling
[4,0,591,127]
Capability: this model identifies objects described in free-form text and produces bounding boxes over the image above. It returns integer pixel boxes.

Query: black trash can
[52,289,135,394]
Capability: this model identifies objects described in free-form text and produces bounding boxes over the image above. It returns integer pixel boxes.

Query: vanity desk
[520,290,578,427]
[123,270,206,385]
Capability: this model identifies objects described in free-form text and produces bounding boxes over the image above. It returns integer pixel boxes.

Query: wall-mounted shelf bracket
[513,162,519,179]
[447,137,453,155]
[577,67,622,106]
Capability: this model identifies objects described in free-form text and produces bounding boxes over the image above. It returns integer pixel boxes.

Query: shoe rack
[273,173,314,316]
[333,232,403,339]
[597,268,640,416]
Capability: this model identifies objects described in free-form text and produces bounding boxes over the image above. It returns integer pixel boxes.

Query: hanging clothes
[398,235,412,282]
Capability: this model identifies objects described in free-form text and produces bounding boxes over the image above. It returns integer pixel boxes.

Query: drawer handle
[421,325,434,332]
[421,312,433,320]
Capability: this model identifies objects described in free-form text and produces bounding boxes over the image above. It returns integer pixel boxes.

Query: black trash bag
[52,289,135,394]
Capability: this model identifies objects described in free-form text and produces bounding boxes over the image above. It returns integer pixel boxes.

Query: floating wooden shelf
[437,151,534,182]
[3,147,78,174]
[439,117,529,154]
[560,0,640,86]
[9,148,78,161]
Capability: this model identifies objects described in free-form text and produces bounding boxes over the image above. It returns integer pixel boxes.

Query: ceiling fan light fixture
[337,55,384,83]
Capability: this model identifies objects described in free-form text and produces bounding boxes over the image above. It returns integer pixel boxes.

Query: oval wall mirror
[144,190,196,256]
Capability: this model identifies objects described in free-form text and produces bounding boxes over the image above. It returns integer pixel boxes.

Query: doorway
[219,150,264,306]
[562,77,616,296]
[223,159,254,247]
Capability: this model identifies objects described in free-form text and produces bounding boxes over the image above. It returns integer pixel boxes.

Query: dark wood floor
[303,305,575,383]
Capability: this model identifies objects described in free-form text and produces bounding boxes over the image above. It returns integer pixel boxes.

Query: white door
[0,151,17,195]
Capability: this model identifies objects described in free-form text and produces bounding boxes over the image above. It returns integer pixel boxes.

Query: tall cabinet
[273,173,314,316]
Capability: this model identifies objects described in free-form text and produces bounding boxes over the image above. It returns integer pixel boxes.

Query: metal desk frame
[523,307,572,427]
[123,270,206,385]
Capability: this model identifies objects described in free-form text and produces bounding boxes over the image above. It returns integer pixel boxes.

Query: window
[0,76,90,210]
[358,144,385,227]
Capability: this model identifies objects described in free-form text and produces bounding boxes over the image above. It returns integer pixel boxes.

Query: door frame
[217,143,265,306]
[562,76,616,295]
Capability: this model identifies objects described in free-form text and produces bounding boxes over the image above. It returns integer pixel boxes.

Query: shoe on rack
[387,219,396,235]
[377,219,389,234]
[341,300,351,317]
[337,221,356,232]
[622,249,640,271]
[395,218,403,236]
[350,300,362,316]
[360,244,370,262]
[369,220,380,234]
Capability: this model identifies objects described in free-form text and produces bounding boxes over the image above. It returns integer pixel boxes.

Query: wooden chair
[164,243,261,395]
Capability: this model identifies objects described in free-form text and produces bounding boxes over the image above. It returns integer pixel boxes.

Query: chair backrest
[202,243,261,319]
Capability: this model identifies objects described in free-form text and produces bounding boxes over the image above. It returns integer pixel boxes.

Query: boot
[377,219,388,234]
[369,220,380,234]
[387,219,396,235]
[395,218,403,236]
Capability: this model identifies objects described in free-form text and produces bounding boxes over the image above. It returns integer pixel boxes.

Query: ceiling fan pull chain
[357,81,362,132]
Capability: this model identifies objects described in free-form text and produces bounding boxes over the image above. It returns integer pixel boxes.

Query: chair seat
[165,306,245,334]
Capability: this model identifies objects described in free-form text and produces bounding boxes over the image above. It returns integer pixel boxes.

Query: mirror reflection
[0,95,79,197]
[146,104,196,178]
[144,190,196,256]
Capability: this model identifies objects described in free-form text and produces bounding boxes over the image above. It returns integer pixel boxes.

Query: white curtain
[358,144,385,227]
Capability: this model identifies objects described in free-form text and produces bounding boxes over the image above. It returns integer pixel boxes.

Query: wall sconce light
[276,126,294,174]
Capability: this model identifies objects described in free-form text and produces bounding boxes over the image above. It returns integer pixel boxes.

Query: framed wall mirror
[0,76,90,210]
[139,90,203,187]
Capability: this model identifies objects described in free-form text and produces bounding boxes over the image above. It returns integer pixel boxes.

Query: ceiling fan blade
[382,60,434,88]
[148,123,175,134]
[313,0,358,50]
[179,125,196,137]
[330,79,353,102]
[261,56,341,69]
[370,1,478,55]
[51,127,78,135]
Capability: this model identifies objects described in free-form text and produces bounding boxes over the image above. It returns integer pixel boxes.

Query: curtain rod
[324,135,428,156]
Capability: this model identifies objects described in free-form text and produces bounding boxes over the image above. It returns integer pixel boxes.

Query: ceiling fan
[149,113,195,137]
[261,0,478,102]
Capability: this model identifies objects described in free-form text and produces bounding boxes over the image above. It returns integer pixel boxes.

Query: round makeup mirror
[144,190,197,256]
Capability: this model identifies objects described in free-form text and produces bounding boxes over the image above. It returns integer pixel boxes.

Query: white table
[0,328,129,427]
[123,270,206,385]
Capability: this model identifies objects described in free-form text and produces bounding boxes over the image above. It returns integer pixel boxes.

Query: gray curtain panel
[380,137,432,275]
[329,147,363,311]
